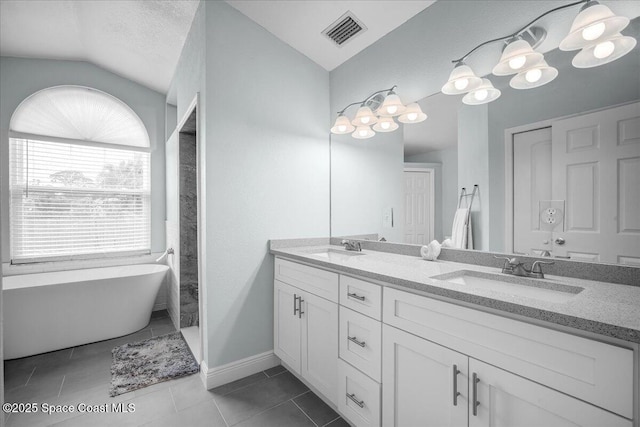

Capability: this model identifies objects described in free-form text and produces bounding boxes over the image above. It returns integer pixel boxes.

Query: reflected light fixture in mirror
[462,78,501,105]
[441,63,482,94]
[441,0,637,101]
[331,85,423,139]
[492,39,544,75]
[510,60,558,89]
[561,1,637,67]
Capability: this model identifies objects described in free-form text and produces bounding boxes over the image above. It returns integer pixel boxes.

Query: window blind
[9,138,151,263]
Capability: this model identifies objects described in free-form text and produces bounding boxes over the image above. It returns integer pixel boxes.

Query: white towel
[451,208,473,249]
[420,240,442,261]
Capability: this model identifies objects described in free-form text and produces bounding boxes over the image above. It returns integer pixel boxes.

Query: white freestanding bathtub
[3,264,168,359]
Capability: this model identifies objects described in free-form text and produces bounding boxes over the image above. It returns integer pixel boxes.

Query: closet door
[551,102,640,264]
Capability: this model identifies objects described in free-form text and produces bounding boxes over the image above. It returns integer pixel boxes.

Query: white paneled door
[403,169,434,245]
[514,102,640,264]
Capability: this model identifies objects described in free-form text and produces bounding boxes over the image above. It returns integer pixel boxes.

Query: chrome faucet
[341,239,362,252]
[495,256,554,279]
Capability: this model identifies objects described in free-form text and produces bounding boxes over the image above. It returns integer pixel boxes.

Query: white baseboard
[200,350,280,390]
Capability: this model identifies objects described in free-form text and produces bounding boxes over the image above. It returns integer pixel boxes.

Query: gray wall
[168,1,330,368]
[331,131,404,242]
[0,57,167,262]
[406,147,458,242]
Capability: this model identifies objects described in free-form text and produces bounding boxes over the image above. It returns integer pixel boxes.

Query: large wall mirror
[331,18,640,266]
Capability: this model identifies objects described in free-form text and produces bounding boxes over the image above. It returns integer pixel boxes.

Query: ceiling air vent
[322,12,367,47]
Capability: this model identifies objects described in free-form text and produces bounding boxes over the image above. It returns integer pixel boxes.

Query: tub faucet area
[155,247,175,263]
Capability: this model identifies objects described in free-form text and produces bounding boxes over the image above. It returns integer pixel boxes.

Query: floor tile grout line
[167,386,179,414]
[57,375,66,398]
[24,366,36,386]
[291,399,319,427]
[322,415,341,427]
[216,372,269,396]
[210,395,230,427]
[69,347,74,359]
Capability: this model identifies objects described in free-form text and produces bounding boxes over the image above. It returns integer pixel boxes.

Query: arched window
[9,86,151,263]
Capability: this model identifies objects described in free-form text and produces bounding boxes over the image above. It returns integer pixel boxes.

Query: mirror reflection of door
[403,168,434,244]
[514,102,640,265]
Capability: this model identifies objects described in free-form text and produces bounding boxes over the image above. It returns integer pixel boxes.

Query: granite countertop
[271,244,640,344]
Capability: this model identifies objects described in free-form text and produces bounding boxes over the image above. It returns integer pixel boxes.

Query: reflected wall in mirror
[331,18,640,266]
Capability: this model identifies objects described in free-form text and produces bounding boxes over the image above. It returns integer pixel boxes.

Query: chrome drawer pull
[347,292,366,301]
[298,297,304,318]
[348,336,366,347]
[472,373,480,416]
[293,294,299,316]
[347,393,364,408]
[452,364,461,406]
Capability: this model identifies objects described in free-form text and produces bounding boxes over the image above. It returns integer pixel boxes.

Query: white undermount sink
[432,270,583,303]
[307,248,366,261]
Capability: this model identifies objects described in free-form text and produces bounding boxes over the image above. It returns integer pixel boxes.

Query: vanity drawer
[338,359,381,427]
[383,287,634,418]
[339,276,382,320]
[275,258,338,303]
[339,306,382,382]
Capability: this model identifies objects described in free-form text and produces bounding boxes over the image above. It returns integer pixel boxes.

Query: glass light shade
[351,106,378,126]
[373,117,399,132]
[462,79,501,105]
[398,103,427,124]
[330,115,355,134]
[572,34,637,68]
[377,93,406,116]
[352,125,375,139]
[441,64,482,95]
[509,60,558,89]
[559,4,630,51]
[492,39,543,76]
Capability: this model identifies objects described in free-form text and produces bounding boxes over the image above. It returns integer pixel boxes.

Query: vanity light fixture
[442,0,637,101]
[373,116,399,132]
[331,85,424,139]
[462,78,501,105]
[397,103,427,123]
[330,114,355,134]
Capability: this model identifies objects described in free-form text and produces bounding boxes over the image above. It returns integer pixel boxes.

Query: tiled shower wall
[179,132,199,328]
[166,220,180,329]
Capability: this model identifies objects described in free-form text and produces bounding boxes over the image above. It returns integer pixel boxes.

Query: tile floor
[3,311,349,427]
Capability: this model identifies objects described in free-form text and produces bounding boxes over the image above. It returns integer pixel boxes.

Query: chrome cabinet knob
[554,237,565,245]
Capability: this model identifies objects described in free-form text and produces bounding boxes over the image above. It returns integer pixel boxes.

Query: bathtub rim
[2,263,169,290]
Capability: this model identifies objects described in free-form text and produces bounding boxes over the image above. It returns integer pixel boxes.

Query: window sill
[2,252,164,277]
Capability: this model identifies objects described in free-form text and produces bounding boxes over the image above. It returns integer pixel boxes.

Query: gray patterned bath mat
[110,332,199,396]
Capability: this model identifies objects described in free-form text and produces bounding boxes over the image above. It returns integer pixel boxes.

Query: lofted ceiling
[0,0,435,94]
[0,0,200,94]
[225,0,436,71]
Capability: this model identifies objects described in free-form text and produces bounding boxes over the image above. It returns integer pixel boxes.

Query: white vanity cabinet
[273,258,339,405]
[273,255,637,427]
[382,287,634,427]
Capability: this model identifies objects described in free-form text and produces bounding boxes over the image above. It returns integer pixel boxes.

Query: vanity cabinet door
[382,324,468,427]
[468,358,632,427]
[274,280,301,373]
[301,291,339,405]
